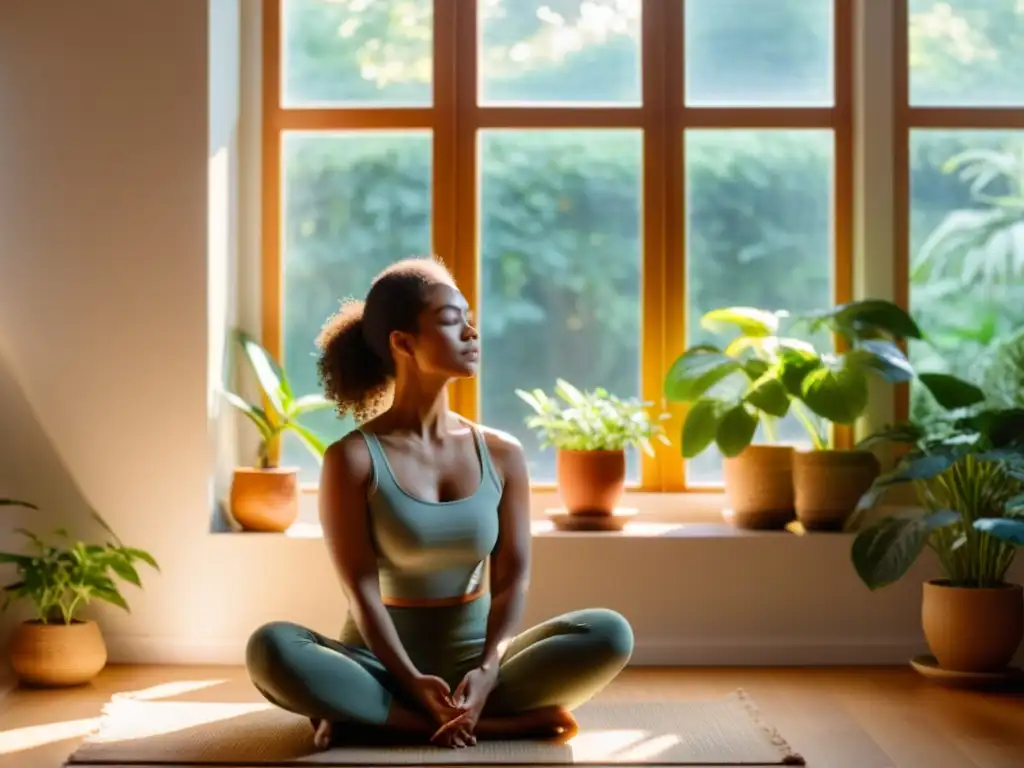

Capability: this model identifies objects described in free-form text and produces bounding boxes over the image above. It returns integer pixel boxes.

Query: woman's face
[396,281,480,379]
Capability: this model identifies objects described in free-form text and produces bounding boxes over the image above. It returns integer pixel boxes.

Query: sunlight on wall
[207,145,230,419]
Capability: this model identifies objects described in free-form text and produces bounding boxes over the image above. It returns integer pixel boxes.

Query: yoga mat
[67,685,805,766]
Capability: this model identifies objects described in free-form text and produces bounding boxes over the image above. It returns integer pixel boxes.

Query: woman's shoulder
[455,416,526,473]
[322,429,375,485]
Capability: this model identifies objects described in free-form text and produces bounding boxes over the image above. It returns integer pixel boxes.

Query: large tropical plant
[222,329,333,469]
[913,147,1024,290]
[848,405,1024,591]
[516,379,670,455]
[663,299,977,460]
[1,499,159,625]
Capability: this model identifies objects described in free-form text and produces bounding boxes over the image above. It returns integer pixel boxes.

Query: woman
[245,257,634,750]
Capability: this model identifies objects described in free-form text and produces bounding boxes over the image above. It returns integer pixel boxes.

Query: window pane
[281,132,432,480]
[684,130,834,485]
[684,0,833,107]
[908,130,1024,420]
[478,0,641,105]
[909,0,1024,106]
[478,130,643,483]
[282,0,432,107]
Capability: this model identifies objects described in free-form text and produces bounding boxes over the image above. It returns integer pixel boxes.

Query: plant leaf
[234,329,293,417]
[917,373,986,411]
[681,399,721,459]
[664,346,743,402]
[288,421,328,462]
[777,350,822,397]
[881,452,959,484]
[700,307,780,337]
[108,557,141,587]
[852,510,958,590]
[120,547,159,570]
[0,499,38,510]
[93,587,130,612]
[744,372,791,418]
[799,361,869,424]
[715,405,758,457]
[289,394,335,417]
[220,391,275,438]
[808,300,922,340]
[848,340,915,383]
[974,518,1024,546]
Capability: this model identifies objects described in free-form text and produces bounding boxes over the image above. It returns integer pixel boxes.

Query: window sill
[232,489,908,539]
[279,518,822,539]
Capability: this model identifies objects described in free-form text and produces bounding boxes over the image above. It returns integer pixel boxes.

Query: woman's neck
[384,373,453,438]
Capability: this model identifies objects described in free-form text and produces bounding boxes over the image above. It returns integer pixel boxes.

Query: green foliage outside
[272,0,1024,485]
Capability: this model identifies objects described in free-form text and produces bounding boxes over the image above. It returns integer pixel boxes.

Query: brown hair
[315,256,454,421]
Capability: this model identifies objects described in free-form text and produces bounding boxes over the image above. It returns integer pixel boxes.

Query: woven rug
[67,685,804,766]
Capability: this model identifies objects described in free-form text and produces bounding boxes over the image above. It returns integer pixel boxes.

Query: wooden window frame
[892,0,1024,424]
[261,0,854,492]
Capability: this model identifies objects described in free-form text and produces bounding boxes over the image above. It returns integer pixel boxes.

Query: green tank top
[358,426,503,603]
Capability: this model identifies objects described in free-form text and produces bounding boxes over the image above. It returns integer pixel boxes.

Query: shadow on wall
[0,341,116,674]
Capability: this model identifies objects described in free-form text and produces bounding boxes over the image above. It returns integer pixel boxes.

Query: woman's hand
[407,674,467,728]
[429,665,499,748]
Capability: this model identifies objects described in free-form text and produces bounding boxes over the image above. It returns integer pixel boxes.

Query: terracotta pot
[922,579,1024,672]
[556,449,626,516]
[9,619,107,687]
[229,467,300,532]
[723,445,795,529]
[793,449,880,531]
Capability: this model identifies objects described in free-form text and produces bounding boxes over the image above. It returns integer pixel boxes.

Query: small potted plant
[222,329,332,532]
[516,379,669,524]
[664,307,804,529]
[848,404,1024,675]
[1,500,159,687]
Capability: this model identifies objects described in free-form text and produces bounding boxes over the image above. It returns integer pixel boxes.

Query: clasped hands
[410,665,498,748]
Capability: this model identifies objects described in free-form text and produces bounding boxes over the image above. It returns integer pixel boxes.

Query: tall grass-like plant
[849,407,1024,590]
[222,329,333,468]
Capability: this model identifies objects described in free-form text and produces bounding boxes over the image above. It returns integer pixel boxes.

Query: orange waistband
[381,583,486,608]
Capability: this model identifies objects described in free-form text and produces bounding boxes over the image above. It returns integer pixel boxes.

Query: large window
[262,0,853,489]
[898,0,1024,424]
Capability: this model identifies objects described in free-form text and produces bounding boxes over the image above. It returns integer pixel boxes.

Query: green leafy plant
[222,329,333,469]
[913,147,1024,291]
[663,300,985,461]
[0,500,159,625]
[848,406,1024,591]
[516,379,670,455]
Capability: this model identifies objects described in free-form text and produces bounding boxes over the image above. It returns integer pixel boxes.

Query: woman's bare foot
[312,718,333,750]
[476,706,579,742]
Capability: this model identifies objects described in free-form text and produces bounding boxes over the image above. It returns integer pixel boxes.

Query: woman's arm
[478,432,532,673]
[319,435,421,688]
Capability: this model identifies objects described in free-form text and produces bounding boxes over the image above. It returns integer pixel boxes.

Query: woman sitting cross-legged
[244,256,634,750]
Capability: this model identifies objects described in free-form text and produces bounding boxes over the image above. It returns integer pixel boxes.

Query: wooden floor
[1,665,1023,767]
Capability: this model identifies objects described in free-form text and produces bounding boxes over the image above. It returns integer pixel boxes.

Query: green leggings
[245,597,633,727]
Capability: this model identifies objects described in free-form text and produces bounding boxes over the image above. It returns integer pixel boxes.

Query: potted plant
[848,404,1024,674]
[222,329,332,532]
[516,379,669,524]
[1,499,159,687]
[664,300,978,530]
[785,300,987,530]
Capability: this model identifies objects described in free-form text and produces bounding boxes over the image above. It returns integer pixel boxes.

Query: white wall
[2,0,1022,679]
